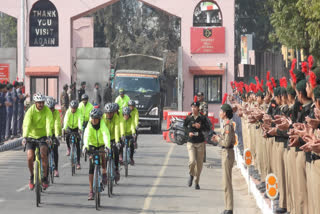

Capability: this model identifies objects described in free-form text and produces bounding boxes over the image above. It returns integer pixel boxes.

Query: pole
[248,166,250,195]
[225,62,228,94]
[20,0,25,81]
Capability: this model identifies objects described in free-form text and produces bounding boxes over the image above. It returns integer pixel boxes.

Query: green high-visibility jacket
[83,120,111,149]
[23,104,53,139]
[115,95,130,111]
[51,109,62,136]
[63,108,83,130]
[130,107,139,128]
[120,116,136,137]
[78,101,94,123]
[103,113,120,143]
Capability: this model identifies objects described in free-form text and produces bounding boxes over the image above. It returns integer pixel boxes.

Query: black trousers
[111,140,119,170]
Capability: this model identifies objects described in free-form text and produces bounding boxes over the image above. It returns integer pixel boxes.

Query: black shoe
[221,210,233,214]
[275,208,287,213]
[195,184,200,190]
[188,175,193,187]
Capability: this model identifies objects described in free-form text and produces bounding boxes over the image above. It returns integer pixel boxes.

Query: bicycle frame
[69,132,79,176]
[48,143,55,183]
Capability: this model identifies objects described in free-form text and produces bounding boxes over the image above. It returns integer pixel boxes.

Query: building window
[30,76,59,102]
[193,1,222,27]
[194,75,222,103]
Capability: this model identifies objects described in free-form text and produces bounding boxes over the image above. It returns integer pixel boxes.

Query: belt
[222,146,234,149]
[312,153,320,161]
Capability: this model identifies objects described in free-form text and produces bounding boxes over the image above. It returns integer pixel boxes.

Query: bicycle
[48,141,55,184]
[106,145,116,197]
[69,132,79,176]
[123,137,133,177]
[24,138,45,207]
[85,149,106,210]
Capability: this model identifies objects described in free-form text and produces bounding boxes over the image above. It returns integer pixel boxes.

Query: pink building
[1,0,234,115]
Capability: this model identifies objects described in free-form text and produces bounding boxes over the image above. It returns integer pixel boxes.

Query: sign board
[190,27,225,54]
[29,0,59,47]
[244,149,252,166]
[266,173,279,200]
[0,64,9,81]
[240,34,253,64]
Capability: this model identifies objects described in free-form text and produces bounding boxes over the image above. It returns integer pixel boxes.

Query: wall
[0,48,17,82]
[1,0,235,117]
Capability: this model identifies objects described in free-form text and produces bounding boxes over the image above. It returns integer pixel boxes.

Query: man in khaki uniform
[197,91,210,162]
[212,103,235,214]
[60,84,69,122]
[184,99,210,190]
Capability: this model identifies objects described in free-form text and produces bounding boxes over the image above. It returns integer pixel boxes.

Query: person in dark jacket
[93,82,102,107]
[103,83,112,106]
[184,97,210,190]
[0,83,6,144]
[78,81,86,102]
[5,83,13,140]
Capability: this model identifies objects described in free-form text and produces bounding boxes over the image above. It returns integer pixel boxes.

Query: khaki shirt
[60,91,69,109]
[219,120,235,148]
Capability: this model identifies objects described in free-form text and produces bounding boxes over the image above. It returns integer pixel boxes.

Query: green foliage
[0,13,17,48]
[269,0,320,59]
[92,0,181,76]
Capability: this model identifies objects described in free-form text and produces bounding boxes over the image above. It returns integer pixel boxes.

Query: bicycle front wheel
[50,152,54,183]
[34,161,40,207]
[71,144,75,176]
[107,160,112,197]
[94,165,100,210]
[124,144,128,177]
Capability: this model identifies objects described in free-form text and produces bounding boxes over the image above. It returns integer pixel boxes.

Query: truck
[112,54,165,134]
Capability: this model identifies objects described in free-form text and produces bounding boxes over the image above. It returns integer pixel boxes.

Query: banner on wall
[0,64,9,81]
[241,34,253,64]
[190,27,225,54]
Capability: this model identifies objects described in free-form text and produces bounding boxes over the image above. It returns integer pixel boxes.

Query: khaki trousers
[311,160,320,214]
[295,151,308,214]
[284,148,291,212]
[275,143,286,208]
[222,149,235,210]
[187,142,204,184]
[265,138,272,175]
[306,161,313,214]
[288,149,297,214]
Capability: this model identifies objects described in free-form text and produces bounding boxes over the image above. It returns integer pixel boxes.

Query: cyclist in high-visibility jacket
[128,100,139,149]
[46,97,62,177]
[115,88,130,113]
[63,100,83,169]
[120,107,136,165]
[78,94,93,129]
[22,92,53,190]
[83,108,110,200]
[103,103,121,181]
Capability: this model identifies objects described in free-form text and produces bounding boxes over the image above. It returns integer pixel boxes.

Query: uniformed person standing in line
[212,100,235,214]
[17,81,27,136]
[11,81,19,137]
[0,83,6,144]
[60,84,69,122]
[78,81,86,102]
[5,83,13,140]
[69,82,77,101]
[184,97,210,190]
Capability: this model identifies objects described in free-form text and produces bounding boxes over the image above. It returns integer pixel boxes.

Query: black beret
[221,104,232,112]
[191,101,200,107]
[286,85,296,96]
[296,79,307,92]
[293,69,306,83]
[314,86,320,100]
[273,87,281,97]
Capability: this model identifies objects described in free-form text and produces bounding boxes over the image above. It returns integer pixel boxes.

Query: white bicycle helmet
[104,103,113,113]
[122,107,131,115]
[45,98,56,108]
[33,92,46,102]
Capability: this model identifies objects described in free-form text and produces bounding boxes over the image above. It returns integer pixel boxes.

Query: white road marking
[62,163,70,168]
[0,198,5,203]
[16,184,29,192]
[140,144,174,213]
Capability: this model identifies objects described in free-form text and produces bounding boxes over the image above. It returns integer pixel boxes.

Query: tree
[92,0,181,76]
[0,12,17,48]
[296,0,320,59]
